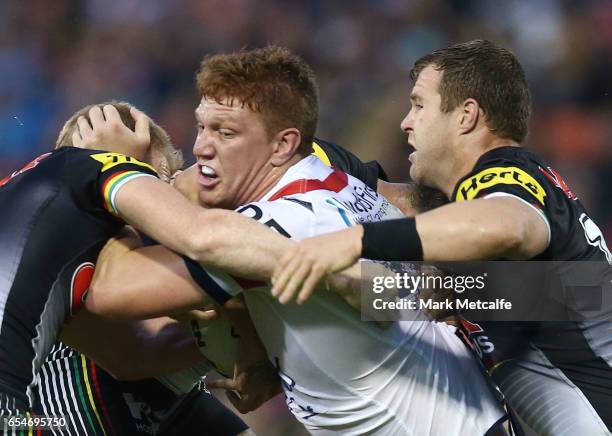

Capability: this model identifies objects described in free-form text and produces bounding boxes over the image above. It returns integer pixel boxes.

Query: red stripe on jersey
[0,152,52,188]
[100,170,129,212]
[268,170,348,201]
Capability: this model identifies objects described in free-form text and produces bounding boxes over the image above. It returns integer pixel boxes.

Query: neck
[440,135,519,198]
[241,153,305,204]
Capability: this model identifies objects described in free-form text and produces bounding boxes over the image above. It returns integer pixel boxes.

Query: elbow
[501,225,525,256]
[85,285,128,320]
[475,220,525,258]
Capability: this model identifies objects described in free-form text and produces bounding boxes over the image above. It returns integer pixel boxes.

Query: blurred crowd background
[1,0,611,432]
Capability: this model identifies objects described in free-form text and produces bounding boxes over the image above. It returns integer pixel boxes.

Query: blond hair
[56,101,184,179]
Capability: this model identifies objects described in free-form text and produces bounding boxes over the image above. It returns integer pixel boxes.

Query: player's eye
[219,129,235,139]
[194,123,204,133]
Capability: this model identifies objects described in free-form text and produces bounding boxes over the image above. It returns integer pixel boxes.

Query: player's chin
[199,190,237,210]
[198,190,223,209]
[409,164,422,183]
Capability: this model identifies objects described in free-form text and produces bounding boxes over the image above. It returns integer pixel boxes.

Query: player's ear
[457,98,479,135]
[271,128,301,166]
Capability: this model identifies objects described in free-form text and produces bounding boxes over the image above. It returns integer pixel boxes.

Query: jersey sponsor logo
[538,166,578,200]
[89,152,156,174]
[70,262,95,315]
[0,152,52,188]
[312,142,332,167]
[456,166,547,205]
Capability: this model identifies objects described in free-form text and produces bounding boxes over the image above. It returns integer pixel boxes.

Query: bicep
[482,194,550,258]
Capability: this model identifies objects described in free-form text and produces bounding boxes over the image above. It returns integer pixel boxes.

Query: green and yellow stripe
[100,170,154,215]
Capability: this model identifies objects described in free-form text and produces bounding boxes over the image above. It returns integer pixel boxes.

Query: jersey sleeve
[312,138,388,190]
[63,148,159,218]
[453,158,548,210]
[453,154,552,244]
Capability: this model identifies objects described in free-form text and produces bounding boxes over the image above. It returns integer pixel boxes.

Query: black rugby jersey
[0,147,157,410]
[452,146,611,263]
[312,138,388,190]
[451,146,612,432]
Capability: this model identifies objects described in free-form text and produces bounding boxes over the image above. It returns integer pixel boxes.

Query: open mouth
[406,142,416,163]
[198,164,220,188]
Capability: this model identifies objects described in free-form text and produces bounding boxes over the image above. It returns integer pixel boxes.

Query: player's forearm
[61,312,203,380]
[378,181,448,216]
[129,317,204,380]
[115,177,292,281]
[363,197,544,261]
[114,177,216,260]
[193,210,295,281]
[377,181,420,216]
[326,264,363,309]
[89,243,211,319]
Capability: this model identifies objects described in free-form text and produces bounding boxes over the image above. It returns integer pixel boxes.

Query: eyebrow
[194,111,240,127]
[409,93,422,103]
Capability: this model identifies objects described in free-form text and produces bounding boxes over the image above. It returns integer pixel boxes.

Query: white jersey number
[579,213,612,264]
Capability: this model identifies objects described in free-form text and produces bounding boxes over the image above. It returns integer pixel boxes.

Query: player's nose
[400,111,414,133]
[193,133,215,158]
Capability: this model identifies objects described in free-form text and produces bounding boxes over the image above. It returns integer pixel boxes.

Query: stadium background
[1,0,610,434]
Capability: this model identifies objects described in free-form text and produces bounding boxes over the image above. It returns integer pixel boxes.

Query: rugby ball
[190,315,240,378]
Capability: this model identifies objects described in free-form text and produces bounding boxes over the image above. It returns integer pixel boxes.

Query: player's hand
[207,360,282,413]
[271,225,364,305]
[327,263,396,329]
[72,105,151,161]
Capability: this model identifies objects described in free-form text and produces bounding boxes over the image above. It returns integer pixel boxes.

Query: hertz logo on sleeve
[89,152,157,174]
[455,166,546,205]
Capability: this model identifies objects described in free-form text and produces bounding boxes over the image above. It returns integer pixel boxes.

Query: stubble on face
[406,66,452,190]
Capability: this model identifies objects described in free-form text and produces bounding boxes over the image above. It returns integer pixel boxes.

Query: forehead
[195,96,252,120]
[412,65,443,98]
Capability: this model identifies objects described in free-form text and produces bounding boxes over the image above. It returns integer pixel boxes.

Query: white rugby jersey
[194,156,505,435]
